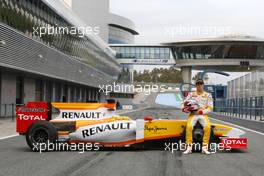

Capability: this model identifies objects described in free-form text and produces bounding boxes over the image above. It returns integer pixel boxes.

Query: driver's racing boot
[183,145,192,154]
[202,146,211,155]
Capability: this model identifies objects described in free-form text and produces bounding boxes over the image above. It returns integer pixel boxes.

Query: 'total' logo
[220,138,248,149]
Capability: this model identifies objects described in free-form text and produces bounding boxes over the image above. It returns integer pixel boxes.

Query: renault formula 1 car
[16,99,247,151]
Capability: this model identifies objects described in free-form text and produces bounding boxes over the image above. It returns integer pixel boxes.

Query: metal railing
[214,97,264,121]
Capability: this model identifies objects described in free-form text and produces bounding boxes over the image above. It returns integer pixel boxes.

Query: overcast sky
[110,0,263,84]
[110,0,263,44]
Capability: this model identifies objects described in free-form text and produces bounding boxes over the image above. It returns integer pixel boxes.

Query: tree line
[134,67,183,83]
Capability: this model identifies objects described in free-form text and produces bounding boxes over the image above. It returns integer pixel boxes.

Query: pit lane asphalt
[0,107,264,176]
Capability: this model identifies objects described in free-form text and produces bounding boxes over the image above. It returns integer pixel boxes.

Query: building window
[109,26,134,44]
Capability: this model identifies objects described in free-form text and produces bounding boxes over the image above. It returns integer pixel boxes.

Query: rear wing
[16,102,49,134]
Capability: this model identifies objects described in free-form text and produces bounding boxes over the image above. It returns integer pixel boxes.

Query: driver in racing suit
[181,79,213,155]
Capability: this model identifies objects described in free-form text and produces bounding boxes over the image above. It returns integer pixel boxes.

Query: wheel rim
[32,128,49,144]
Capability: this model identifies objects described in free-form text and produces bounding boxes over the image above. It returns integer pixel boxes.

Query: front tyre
[26,121,58,151]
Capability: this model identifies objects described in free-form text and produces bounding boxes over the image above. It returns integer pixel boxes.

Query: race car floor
[0,107,264,176]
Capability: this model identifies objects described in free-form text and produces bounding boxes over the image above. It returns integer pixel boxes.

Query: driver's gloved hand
[182,107,190,113]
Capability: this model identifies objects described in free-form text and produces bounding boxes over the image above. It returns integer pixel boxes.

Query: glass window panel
[150,53,155,59]
[160,48,165,54]
[125,47,130,53]
[140,47,145,54]
[145,47,150,53]
[165,48,170,54]
[160,53,165,59]
[131,47,135,53]
[120,47,125,53]
[145,53,150,59]
[135,47,140,53]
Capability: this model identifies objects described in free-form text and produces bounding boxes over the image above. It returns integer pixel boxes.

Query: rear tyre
[26,121,58,151]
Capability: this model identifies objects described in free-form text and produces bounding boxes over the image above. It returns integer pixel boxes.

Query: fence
[214,97,264,121]
[0,103,16,120]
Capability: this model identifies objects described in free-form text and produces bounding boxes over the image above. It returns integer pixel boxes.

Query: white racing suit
[182,91,213,146]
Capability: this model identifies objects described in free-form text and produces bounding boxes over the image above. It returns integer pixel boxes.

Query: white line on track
[0,134,19,141]
[210,117,264,136]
